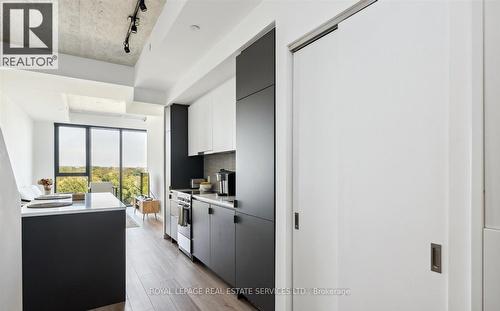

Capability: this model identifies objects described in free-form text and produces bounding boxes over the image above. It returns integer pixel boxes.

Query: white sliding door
[292,27,342,311]
[292,2,448,311]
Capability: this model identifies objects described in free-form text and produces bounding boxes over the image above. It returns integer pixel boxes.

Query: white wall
[0,73,23,311]
[0,74,34,188]
[146,115,164,212]
[32,120,54,184]
[448,2,484,311]
[0,128,23,311]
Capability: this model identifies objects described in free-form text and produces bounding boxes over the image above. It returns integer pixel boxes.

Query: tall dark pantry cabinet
[235,29,275,311]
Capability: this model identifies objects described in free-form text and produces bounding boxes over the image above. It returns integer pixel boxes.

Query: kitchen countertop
[170,188,235,208]
[192,193,235,209]
[21,193,126,217]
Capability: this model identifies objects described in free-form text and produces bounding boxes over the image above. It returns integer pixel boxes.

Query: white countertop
[21,193,126,217]
[192,193,235,209]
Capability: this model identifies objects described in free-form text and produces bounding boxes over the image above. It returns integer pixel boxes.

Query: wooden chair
[133,197,160,220]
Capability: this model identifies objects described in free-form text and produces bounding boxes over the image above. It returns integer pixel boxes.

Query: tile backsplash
[204,152,236,192]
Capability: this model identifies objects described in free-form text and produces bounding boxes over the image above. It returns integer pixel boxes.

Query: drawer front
[192,200,211,266]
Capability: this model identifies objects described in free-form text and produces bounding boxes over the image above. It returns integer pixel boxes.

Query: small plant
[37,178,53,192]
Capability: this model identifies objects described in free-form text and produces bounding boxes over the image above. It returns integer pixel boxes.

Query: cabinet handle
[294,212,299,230]
[208,207,213,215]
[233,215,239,224]
[233,200,238,208]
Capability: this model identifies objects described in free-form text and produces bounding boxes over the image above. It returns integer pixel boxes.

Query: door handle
[431,243,442,273]
[294,212,299,230]
[234,215,239,224]
[208,207,213,215]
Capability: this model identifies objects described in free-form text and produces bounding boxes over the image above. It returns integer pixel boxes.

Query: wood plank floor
[91,208,257,311]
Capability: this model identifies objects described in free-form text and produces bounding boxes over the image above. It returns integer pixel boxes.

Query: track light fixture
[139,0,147,12]
[124,41,130,53]
[131,19,138,33]
[123,0,148,53]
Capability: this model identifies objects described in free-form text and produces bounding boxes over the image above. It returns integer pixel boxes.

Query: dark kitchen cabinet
[236,29,275,100]
[236,85,275,221]
[192,200,210,266]
[235,212,275,311]
[235,27,275,311]
[210,205,236,286]
[168,104,204,189]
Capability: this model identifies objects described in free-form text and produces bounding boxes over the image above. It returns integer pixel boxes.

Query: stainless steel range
[175,191,192,258]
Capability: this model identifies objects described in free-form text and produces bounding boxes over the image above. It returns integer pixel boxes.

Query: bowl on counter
[199,182,212,192]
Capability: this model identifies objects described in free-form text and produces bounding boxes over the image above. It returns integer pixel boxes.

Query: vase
[44,187,52,195]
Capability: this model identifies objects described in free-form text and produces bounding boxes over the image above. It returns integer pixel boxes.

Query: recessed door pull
[431,243,442,273]
[294,212,299,230]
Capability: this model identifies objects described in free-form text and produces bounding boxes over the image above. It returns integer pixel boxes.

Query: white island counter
[21,192,126,217]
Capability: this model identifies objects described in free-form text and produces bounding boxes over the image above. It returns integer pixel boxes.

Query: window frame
[54,123,147,204]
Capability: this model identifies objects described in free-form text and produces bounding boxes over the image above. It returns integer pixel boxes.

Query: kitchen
[0,1,490,311]
[163,29,276,311]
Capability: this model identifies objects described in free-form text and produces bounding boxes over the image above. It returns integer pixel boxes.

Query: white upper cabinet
[212,78,236,153]
[188,77,236,156]
[188,95,213,156]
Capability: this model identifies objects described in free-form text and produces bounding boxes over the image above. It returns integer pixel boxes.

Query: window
[54,124,147,205]
[57,126,87,173]
[55,125,89,193]
[91,128,120,198]
[122,130,147,205]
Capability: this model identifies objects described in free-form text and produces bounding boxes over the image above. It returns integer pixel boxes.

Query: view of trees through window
[55,125,148,205]
[56,176,88,193]
[122,130,148,204]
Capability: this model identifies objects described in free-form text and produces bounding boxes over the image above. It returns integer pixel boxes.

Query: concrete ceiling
[59,0,166,66]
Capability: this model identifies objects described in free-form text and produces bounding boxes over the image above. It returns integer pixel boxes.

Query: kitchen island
[22,193,126,311]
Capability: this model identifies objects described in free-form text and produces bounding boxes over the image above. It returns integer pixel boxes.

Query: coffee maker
[216,169,235,196]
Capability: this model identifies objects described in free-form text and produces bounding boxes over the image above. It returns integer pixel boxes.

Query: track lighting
[123,0,149,54]
[124,41,130,53]
[139,0,147,12]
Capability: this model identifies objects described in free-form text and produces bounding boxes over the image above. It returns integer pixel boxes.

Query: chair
[89,182,117,196]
